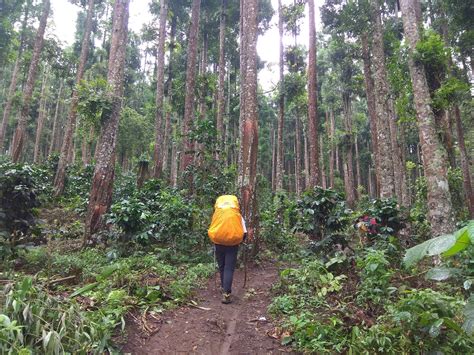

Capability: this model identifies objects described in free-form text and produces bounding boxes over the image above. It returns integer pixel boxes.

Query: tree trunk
[360,33,380,197]
[11,0,50,162]
[303,123,310,189]
[0,1,30,152]
[48,81,63,156]
[295,114,302,195]
[329,109,335,188]
[271,128,276,191]
[342,93,356,207]
[275,0,285,191]
[84,0,129,243]
[238,0,259,254]
[454,106,474,218]
[152,0,168,178]
[320,135,327,189]
[180,0,201,175]
[33,67,49,163]
[400,0,455,235]
[137,160,150,188]
[355,134,361,191]
[216,0,227,159]
[54,0,95,195]
[307,0,319,187]
[370,0,395,199]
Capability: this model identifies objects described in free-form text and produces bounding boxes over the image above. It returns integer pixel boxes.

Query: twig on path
[142,307,153,334]
[188,300,211,311]
[48,275,76,285]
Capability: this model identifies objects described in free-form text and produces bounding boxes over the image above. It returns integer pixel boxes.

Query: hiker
[208,195,247,304]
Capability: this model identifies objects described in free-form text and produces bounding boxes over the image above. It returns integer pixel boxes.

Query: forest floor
[122,262,294,354]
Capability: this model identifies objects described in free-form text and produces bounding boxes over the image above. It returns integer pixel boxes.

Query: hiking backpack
[208,195,244,246]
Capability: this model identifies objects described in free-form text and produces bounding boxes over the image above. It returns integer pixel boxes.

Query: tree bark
[54,0,95,195]
[370,0,395,199]
[303,123,310,189]
[48,81,63,156]
[360,33,380,197]
[400,0,455,235]
[33,67,48,163]
[152,0,168,178]
[11,0,51,162]
[180,0,201,175]
[307,0,319,187]
[355,134,361,191]
[275,0,285,191]
[342,93,356,207]
[216,0,227,159]
[84,0,129,243]
[295,114,302,195]
[329,109,335,188]
[238,0,259,253]
[454,106,474,218]
[320,135,327,189]
[0,0,30,152]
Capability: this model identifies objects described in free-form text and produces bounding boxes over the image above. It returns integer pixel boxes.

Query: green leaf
[70,282,99,298]
[463,296,474,334]
[281,336,292,345]
[425,267,459,281]
[442,227,469,257]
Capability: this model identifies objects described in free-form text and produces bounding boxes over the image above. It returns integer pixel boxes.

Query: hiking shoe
[222,293,231,304]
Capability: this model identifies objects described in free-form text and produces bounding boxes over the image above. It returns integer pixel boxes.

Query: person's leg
[215,244,225,289]
[222,245,239,294]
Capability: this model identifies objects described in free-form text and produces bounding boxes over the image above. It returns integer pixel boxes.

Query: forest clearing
[0,0,473,353]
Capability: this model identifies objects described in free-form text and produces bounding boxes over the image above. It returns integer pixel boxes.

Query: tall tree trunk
[342,93,356,207]
[0,1,30,152]
[355,134,361,191]
[454,106,474,217]
[360,33,380,197]
[84,0,129,243]
[152,0,168,178]
[271,128,276,191]
[54,0,95,196]
[303,123,310,189]
[295,114,302,195]
[162,16,176,177]
[216,0,227,159]
[48,81,63,156]
[239,0,259,253]
[180,0,201,175]
[329,109,335,188]
[370,0,395,198]
[33,67,48,163]
[307,0,319,187]
[320,135,327,189]
[275,0,285,190]
[400,0,455,235]
[11,0,50,162]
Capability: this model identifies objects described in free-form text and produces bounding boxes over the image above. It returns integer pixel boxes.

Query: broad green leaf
[425,267,459,281]
[403,239,432,267]
[443,227,469,257]
[70,282,99,298]
[467,220,474,243]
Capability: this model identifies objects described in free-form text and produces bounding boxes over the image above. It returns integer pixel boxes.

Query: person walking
[208,195,247,304]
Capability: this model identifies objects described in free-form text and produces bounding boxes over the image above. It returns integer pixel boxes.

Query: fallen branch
[49,275,76,285]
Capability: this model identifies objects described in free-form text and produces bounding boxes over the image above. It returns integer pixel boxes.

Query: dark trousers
[215,244,239,294]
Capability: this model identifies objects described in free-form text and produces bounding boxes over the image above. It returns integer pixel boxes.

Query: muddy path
[123,263,293,354]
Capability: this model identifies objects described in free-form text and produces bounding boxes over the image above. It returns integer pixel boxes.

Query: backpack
[208,195,244,246]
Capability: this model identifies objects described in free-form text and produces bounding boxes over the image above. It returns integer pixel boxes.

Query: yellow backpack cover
[208,195,244,246]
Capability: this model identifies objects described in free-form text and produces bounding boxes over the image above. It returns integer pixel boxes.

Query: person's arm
[241,216,248,242]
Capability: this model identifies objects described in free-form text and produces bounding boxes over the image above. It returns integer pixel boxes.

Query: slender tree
[400,0,455,235]
[152,0,168,178]
[0,0,30,152]
[275,0,285,190]
[307,0,319,187]
[48,81,63,155]
[53,0,95,196]
[180,0,201,175]
[238,0,259,250]
[216,0,227,159]
[33,67,49,163]
[11,0,51,162]
[84,0,129,243]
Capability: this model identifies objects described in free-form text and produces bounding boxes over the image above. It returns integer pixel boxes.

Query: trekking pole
[243,242,248,289]
[214,245,219,291]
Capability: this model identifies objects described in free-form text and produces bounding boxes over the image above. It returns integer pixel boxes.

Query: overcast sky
[49,0,322,90]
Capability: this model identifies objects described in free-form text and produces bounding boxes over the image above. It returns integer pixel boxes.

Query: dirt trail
[123,263,292,354]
